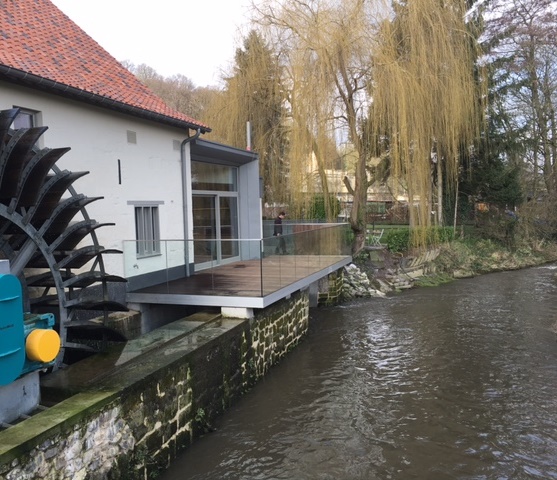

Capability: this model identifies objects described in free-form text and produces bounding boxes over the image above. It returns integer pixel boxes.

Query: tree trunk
[437,158,443,226]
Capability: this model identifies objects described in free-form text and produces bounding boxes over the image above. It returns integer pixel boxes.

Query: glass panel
[191,161,237,191]
[220,196,239,259]
[192,195,217,264]
[13,111,34,129]
[123,224,351,298]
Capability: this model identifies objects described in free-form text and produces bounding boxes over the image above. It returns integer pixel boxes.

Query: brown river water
[161,264,557,480]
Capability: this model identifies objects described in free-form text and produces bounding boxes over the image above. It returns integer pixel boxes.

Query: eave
[0,66,211,133]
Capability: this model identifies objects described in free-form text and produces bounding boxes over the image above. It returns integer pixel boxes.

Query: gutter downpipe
[181,129,202,277]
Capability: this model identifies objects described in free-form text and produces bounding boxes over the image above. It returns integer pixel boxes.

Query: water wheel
[0,108,128,367]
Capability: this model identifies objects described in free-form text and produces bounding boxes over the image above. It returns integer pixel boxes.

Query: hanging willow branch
[372,0,484,246]
[243,0,485,252]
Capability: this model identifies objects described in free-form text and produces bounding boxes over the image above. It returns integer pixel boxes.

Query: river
[160,265,557,480]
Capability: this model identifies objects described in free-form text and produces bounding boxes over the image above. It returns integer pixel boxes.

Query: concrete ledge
[42,312,222,400]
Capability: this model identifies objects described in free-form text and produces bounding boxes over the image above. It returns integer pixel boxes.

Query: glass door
[192,195,217,267]
[192,194,239,269]
[220,196,239,260]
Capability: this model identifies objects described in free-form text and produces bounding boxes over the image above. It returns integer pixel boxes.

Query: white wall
[0,82,192,277]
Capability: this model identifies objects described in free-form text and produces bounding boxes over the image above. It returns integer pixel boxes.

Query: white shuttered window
[134,205,161,257]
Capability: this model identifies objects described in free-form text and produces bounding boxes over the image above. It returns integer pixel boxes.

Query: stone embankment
[342,249,438,299]
[343,239,557,300]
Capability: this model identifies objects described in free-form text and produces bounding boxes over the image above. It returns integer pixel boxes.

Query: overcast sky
[51,0,256,88]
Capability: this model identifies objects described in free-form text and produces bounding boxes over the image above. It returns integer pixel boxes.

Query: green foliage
[479,0,556,208]
[307,195,340,220]
[384,227,456,253]
[414,273,454,287]
[460,151,523,210]
[202,30,288,205]
[427,226,457,244]
[443,189,475,226]
[474,209,518,248]
[383,228,410,253]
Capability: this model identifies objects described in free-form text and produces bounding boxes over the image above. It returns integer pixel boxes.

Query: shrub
[307,194,340,220]
[384,228,410,253]
[384,226,457,253]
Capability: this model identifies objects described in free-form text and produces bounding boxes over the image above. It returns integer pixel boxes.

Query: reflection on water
[161,265,557,480]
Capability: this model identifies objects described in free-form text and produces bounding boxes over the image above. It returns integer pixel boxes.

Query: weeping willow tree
[372,0,483,243]
[256,0,380,247]
[202,30,288,205]
[244,0,482,252]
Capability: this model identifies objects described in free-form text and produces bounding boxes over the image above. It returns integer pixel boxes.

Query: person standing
[273,211,287,254]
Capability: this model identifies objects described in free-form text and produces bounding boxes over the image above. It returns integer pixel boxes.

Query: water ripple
[161,265,557,480]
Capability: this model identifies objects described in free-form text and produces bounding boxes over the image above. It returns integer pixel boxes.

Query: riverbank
[345,238,557,298]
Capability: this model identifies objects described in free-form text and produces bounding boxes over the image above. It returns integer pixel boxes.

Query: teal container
[0,274,24,386]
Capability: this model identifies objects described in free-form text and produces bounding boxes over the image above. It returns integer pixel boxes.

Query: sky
[51,0,256,88]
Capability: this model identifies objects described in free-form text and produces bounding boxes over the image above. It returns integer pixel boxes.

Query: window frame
[130,201,163,258]
[12,107,39,129]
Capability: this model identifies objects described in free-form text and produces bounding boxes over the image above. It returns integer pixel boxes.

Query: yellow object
[26,329,61,363]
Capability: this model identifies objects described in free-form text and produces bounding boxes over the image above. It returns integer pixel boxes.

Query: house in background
[0,0,262,329]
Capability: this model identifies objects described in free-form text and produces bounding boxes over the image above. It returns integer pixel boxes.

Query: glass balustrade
[123,223,351,298]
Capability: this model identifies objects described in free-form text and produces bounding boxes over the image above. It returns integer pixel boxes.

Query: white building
[0,0,262,336]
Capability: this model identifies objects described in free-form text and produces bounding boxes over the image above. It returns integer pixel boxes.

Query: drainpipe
[181,129,201,276]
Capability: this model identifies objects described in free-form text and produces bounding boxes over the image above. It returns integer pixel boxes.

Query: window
[127,130,137,144]
[13,108,36,129]
[134,205,161,257]
[191,161,238,192]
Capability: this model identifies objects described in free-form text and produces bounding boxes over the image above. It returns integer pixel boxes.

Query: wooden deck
[127,254,352,309]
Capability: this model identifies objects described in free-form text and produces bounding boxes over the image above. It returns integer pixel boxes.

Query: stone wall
[250,290,309,378]
[317,271,345,306]
[0,290,310,479]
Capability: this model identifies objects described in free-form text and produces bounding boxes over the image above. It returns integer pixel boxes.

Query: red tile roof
[0,0,210,132]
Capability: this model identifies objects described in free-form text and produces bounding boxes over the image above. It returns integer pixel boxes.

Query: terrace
[124,223,352,309]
